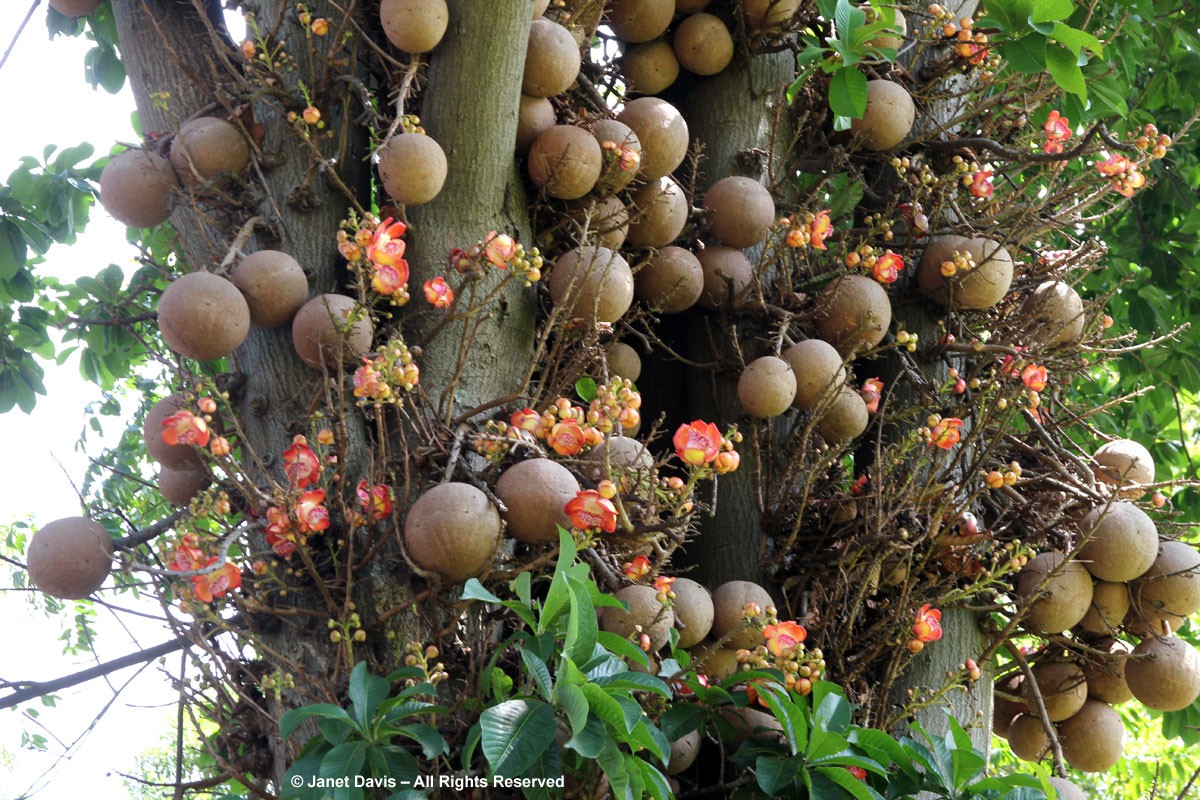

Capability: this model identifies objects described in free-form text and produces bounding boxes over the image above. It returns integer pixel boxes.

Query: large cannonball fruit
[783,339,846,411]
[98,149,179,228]
[601,584,674,651]
[815,274,892,355]
[159,466,212,507]
[1006,714,1051,762]
[691,641,740,681]
[145,394,208,470]
[848,80,915,151]
[606,0,674,43]
[917,235,1014,309]
[1093,439,1154,499]
[704,176,775,248]
[816,386,869,443]
[860,4,906,51]
[528,125,603,200]
[676,0,712,11]
[743,0,801,29]
[403,482,501,582]
[621,41,680,95]
[548,246,634,324]
[1125,635,1200,711]
[378,132,448,206]
[673,13,734,76]
[566,195,630,249]
[1078,501,1158,582]
[516,95,557,156]
[616,98,689,182]
[494,459,578,544]
[230,250,309,329]
[1134,540,1200,629]
[738,356,796,419]
[523,18,581,97]
[158,272,251,362]
[26,517,113,600]
[711,580,774,650]
[666,728,701,776]
[590,119,642,193]
[1023,661,1086,722]
[49,0,102,16]
[1083,639,1134,705]
[1028,280,1085,346]
[697,246,753,310]
[1016,552,1094,634]
[292,294,374,370]
[379,0,449,54]
[672,578,714,649]
[170,117,249,186]
[1059,699,1124,773]
[628,176,689,247]
[1078,581,1130,635]
[993,674,1027,738]
[636,246,704,313]
[606,342,641,382]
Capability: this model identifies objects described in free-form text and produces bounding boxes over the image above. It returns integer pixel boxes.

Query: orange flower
[192,557,242,603]
[913,604,943,642]
[209,436,231,457]
[809,209,832,250]
[423,276,454,309]
[510,407,541,433]
[547,419,586,456]
[283,438,321,488]
[1097,153,1130,177]
[169,534,205,572]
[673,420,722,466]
[367,217,407,267]
[872,251,904,284]
[762,620,807,656]
[295,489,331,534]
[654,575,676,596]
[356,480,393,522]
[860,378,884,413]
[969,169,993,198]
[265,506,300,557]
[1042,110,1071,154]
[622,555,651,580]
[1020,363,1048,392]
[564,489,618,533]
[371,262,409,297]
[353,359,390,401]
[713,449,740,474]
[162,410,210,448]
[484,231,517,268]
[928,417,962,449]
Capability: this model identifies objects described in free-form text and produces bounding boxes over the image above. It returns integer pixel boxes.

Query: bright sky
[0,5,242,798]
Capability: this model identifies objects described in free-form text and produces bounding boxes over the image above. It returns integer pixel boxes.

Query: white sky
[0,5,244,799]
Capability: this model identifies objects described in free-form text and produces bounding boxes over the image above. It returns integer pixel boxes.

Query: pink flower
[809,210,832,250]
[1043,110,1071,154]
[371,262,409,297]
[928,418,963,449]
[510,408,541,433]
[484,231,517,268]
[353,359,391,401]
[969,169,994,198]
[860,378,884,413]
[283,437,321,488]
[356,480,393,521]
[872,251,904,284]
[162,410,210,448]
[763,621,807,656]
[192,558,242,603]
[547,419,586,456]
[622,555,651,580]
[295,489,331,533]
[423,277,454,309]
[265,506,300,557]
[673,420,722,466]
[1021,364,1048,392]
[913,604,943,642]
[564,489,618,533]
[366,217,407,267]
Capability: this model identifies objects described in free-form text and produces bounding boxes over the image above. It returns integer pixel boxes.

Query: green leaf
[756,755,799,795]
[755,682,807,755]
[1050,22,1102,57]
[1030,0,1074,23]
[320,741,367,779]
[828,67,868,120]
[633,758,673,800]
[555,681,589,736]
[575,376,598,402]
[564,575,598,665]
[280,704,354,740]
[396,722,448,760]
[595,631,652,670]
[594,671,670,698]
[539,527,577,632]
[512,570,532,608]
[565,714,608,758]
[1088,75,1129,117]
[978,0,1035,33]
[630,718,669,764]
[1046,43,1087,100]
[461,578,502,603]
[348,662,389,731]
[479,699,557,779]
[659,703,706,741]
[521,648,554,702]
[816,765,884,800]
[580,682,632,734]
[1002,34,1048,74]
[0,220,25,281]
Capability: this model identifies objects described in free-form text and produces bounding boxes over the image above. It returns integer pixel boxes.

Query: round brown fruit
[532,0,550,16]
[494,459,579,544]
[1015,552,1094,634]
[690,640,740,681]
[98,149,179,228]
[704,176,775,248]
[26,517,113,600]
[1078,581,1130,635]
[672,578,714,649]
[170,117,249,186]
[815,385,869,443]
[1058,699,1125,773]
[159,465,212,507]
[145,394,208,470]
[49,0,102,16]
[710,580,774,649]
[583,435,653,486]
[673,13,734,76]
[379,0,449,54]
[292,294,374,370]
[1093,439,1154,499]
[523,19,581,97]
[627,176,689,247]
[1006,714,1051,762]
[636,246,704,314]
[378,132,448,206]
[404,482,502,582]
[917,236,1014,309]
[516,95,557,156]
[743,0,801,29]
[676,0,712,11]
[1083,639,1133,705]
[230,250,309,329]
[993,674,1027,738]
[738,355,797,419]
[697,246,753,310]
[860,5,906,51]
[1028,280,1085,346]
[606,0,674,43]
[621,40,680,95]
[1078,502,1158,583]
[1125,635,1200,711]
[601,584,675,651]
[616,98,689,181]
[815,273,892,355]
[606,341,641,382]
[848,80,915,151]
[1047,778,1087,800]
[548,246,634,324]
[1023,660,1087,722]
[528,125,603,200]
[783,339,846,411]
[1133,540,1200,630]
[590,118,642,193]
[666,728,701,776]
[566,195,630,249]
[158,272,251,362]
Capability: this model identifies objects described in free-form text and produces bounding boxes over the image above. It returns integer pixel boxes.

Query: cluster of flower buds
[353,336,420,405]
[737,611,825,696]
[450,231,544,285]
[929,7,994,70]
[1097,153,1147,198]
[984,460,1023,489]
[1133,123,1172,159]
[403,641,450,686]
[782,209,832,250]
[921,414,963,449]
[937,248,977,278]
[846,243,904,284]
[951,156,995,199]
[296,6,330,36]
[328,612,367,644]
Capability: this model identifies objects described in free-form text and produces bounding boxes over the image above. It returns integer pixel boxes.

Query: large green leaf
[348,662,390,731]
[564,575,597,665]
[1045,43,1087,100]
[280,703,354,740]
[828,67,869,121]
[479,699,557,778]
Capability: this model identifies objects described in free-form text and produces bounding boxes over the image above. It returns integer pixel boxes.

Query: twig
[0,0,38,74]
[1009,645,1067,778]
[216,215,264,272]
